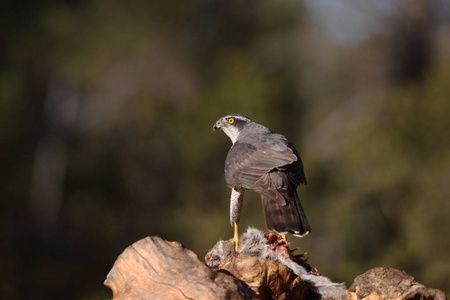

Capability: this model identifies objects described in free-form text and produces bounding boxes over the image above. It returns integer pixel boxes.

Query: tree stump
[105,232,447,300]
[104,236,258,300]
[345,267,447,300]
[104,228,345,300]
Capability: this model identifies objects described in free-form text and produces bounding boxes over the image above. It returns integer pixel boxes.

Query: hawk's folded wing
[224,134,298,205]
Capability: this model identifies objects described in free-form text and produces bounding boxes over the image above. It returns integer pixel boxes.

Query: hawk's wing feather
[225,135,297,205]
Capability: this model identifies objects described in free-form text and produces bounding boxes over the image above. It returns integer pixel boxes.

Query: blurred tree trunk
[391,0,433,83]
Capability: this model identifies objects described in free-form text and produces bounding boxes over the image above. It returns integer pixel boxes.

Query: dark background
[1,1,449,299]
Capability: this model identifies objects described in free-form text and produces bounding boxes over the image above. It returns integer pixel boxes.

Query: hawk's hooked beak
[213,120,223,131]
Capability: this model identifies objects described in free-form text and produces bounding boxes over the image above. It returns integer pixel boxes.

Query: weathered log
[104,228,345,299]
[104,236,258,300]
[105,229,447,300]
[345,267,447,300]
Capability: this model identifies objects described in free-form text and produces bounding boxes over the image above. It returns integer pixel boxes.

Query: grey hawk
[213,113,310,250]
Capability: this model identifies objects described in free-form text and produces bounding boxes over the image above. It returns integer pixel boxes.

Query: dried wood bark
[104,236,258,300]
[217,255,315,299]
[105,234,447,300]
[345,267,447,300]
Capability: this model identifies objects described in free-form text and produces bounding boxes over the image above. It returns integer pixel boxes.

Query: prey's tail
[261,191,311,237]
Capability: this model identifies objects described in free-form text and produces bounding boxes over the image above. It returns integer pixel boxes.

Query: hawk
[213,113,310,251]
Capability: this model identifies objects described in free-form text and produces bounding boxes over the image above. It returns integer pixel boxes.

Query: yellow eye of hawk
[228,118,235,124]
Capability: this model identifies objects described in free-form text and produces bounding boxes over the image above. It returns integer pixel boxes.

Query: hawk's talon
[278,234,288,244]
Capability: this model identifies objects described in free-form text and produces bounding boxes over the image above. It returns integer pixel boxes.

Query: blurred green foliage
[1,0,449,299]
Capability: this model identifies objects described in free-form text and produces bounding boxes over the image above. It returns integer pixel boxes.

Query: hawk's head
[213,113,250,144]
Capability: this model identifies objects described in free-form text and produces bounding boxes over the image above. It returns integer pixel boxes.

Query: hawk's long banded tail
[261,191,311,237]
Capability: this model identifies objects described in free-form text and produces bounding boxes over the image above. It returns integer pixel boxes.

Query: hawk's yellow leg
[233,221,239,251]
